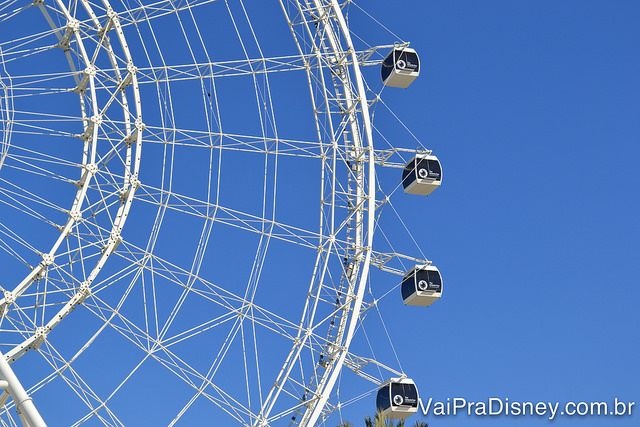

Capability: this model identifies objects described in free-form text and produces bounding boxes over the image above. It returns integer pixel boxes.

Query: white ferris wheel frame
[0,0,431,425]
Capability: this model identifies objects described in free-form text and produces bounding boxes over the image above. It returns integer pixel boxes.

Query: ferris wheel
[0,0,441,425]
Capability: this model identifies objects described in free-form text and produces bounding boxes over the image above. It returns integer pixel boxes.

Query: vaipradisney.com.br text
[419,397,635,420]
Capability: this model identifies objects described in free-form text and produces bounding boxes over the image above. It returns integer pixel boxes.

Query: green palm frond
[339,411,428,427]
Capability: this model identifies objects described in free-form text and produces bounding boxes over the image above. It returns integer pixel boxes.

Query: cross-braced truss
[0,0,435,425]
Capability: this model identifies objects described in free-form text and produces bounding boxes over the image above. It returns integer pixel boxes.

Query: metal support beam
[0,350,46,427]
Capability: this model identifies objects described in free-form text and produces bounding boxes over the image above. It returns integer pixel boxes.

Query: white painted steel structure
[0,0,438,425]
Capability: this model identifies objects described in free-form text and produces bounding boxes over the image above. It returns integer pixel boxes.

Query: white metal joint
[69,209,81,223]
[3,291,15,305]
[66,19,80,33]
[41,253,54,266]
[134,118,145,132]
[128,174,141,190]
[85,163,98,176]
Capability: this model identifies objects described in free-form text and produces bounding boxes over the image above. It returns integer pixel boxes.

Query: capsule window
[395,50,419,73]
[391,382,418,408]
[415,268,442,293]
[402,161,415,190]
[381,54,395,84]
[376,384,391,412]
[401,275,415,301]
[416,158,441,181]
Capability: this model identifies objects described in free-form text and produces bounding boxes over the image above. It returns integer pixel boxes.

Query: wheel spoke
[0,0,430,425]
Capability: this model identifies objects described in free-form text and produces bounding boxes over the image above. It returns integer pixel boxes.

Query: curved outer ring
[0,60,12,171]
[257,1,376,425]
[301,1,377,424]
[1,0,142,364]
